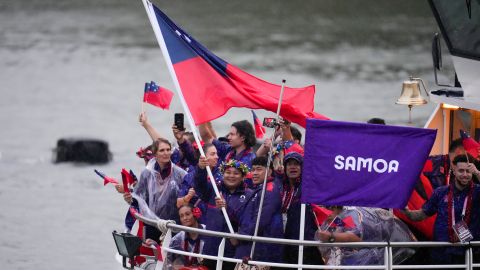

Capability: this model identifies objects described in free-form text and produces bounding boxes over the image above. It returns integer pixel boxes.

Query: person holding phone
[139,112,197,171]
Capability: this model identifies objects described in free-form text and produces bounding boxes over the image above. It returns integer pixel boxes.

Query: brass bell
[396,76,429,124]
[396,77,428,106]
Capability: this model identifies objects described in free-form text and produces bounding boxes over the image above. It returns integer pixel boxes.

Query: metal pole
[216,238,226,270]
[250,79,286,258]
[298,203,306,270]
[141,0,234,233]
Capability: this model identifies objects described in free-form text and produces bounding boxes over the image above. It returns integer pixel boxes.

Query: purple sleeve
[179,171,194,196]
[212,139,231,162]
[422,188,442,216]
[170,148,182,164]
[256,184,282,229]
[193,167,213,202]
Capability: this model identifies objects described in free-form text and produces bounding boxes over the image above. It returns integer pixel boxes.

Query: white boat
[113,0,480,269]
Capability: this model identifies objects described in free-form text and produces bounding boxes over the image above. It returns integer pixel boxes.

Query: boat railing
[132,214,480,270]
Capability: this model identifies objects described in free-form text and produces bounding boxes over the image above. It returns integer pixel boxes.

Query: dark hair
[367,118,386,125]
[202,142,215,154]
[151,138,172,154]
[178,204,201,220]
[252,156,274,170]
[290,126,302,142]
[449,138,464,154]
[184,132,195,143]
[232,120,256,148]
[452,154,474,165]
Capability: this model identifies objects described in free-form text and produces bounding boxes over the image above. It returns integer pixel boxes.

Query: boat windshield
[429,0,480,60]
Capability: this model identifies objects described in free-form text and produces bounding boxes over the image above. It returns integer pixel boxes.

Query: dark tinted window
[429,0,480,60]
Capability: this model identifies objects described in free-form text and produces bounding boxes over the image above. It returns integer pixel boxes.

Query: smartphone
[174,113,185,131]
[263,117,277,128]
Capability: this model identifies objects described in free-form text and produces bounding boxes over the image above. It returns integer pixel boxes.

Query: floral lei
[447,181,474,242]
[220,159,250,175]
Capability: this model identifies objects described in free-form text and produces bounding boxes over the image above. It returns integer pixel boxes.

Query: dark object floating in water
[54,138,112,164]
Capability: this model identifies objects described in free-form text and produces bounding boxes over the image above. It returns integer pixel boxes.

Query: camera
[263,117,277,128]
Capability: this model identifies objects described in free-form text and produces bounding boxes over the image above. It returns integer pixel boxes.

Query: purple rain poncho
[133,158,187,221]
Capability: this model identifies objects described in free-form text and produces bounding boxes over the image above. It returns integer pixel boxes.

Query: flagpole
[142,82,148,113]
[141,0,234,234]
[250,79,286,259]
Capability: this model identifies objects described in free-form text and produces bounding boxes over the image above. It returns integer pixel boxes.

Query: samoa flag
[460,129,480,159]
[143,81,174,110]
[143,0,328,127]
[251,110,266,139]
[301,119,436,208]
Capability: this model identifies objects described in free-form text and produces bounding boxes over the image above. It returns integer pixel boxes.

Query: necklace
[447,181,473,242]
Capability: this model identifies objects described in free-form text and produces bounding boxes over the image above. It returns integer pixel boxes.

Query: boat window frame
[428,0,480,61]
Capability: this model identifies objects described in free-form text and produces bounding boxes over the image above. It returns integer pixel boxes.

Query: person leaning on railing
[316,206,416,266]
[165,205,206,270]
[402,154,480,264]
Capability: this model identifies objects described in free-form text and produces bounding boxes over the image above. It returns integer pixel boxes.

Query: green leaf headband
[220,159,250,176]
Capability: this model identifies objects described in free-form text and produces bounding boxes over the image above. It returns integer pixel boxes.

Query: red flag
[146,4,329,127]
[311,204,333,227]
[121,168,132,194]
[251,110,266,139]
[129,207,139,218]
[143,81,174,110]
[394,173,436,240]
[284,143,304,156]
[341,216,355,229]
[460,129,479,158]
[94,169,119,186]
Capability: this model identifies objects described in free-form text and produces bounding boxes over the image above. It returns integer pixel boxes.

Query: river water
[0,0,453,269]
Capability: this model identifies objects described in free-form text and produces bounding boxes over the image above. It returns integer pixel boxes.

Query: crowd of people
[114,112,480,269]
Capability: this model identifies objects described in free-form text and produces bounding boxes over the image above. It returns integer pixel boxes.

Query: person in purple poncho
[139,111,197,171]
[124,138,187,241]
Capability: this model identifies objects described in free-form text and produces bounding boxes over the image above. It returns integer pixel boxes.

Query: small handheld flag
[129,206,139,218]
[311,204,333,228]
[121,168,132,194]
[129,170,138,184]
[94,169,119,186]
[460,129,479,159]
[251,110,266,139]
[143,81,174,110]
[329,216,356,229]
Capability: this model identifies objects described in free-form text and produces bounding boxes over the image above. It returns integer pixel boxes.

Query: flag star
[175,30,181,36]
[184,36,191,43]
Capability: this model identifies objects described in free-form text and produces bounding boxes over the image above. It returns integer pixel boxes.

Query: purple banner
[301,119,436,208]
